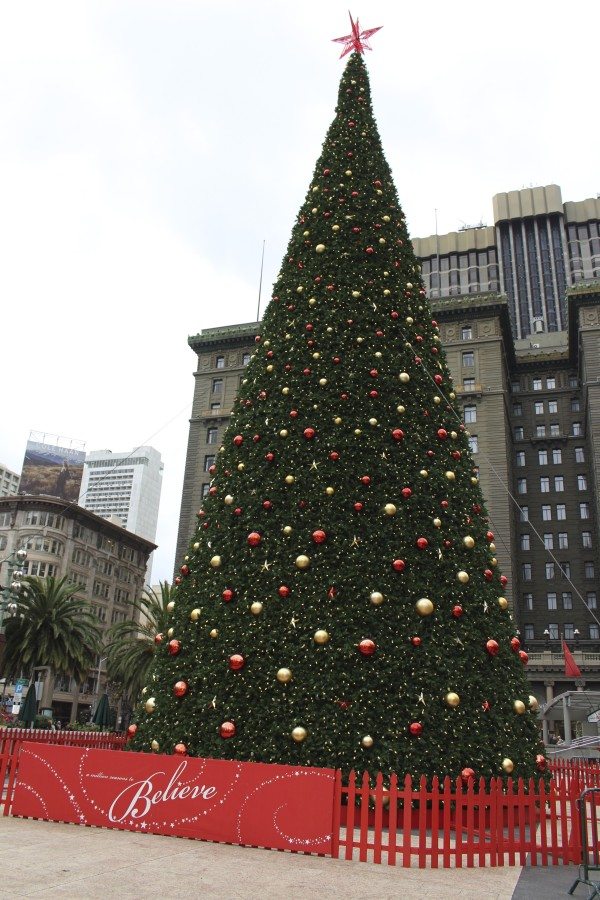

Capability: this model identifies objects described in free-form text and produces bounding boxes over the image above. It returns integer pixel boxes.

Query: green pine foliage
[130,53,544,779]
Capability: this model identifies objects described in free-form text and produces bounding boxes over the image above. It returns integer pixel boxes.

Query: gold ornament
[384,503,397,516]
[279,429,289,438]
[167,601,175,613]
[190,608,201,622]
[463,536,475,549]
[397,405,405,414]
[375,352,382,359]
[319,378,327,386]
[291,726,307,743]
[490,557,498,566]
[449,392,456,400]
[528,695,540,711]
[282,387,290,395]
[383,215,390,222]
[345,169,353,177]
[283,526,293,535]
[370,591,384,606]
[369,418,378,426]
[285,475,295,485]
[224,494,234,505]
[325,486,335,496]
[434,396,441,404]
[352,290,361,298]
[193,542,200,550]
[314,629,330,644]
[457,571,469,584]
[295,555,310,569]
[145,697,156,713]
[303,230,310,236]
[502,758,514,773]
[450,431,458,439]
[445,692,460,708]
[406,316,414,325]
[433,518,442,528]
[332,224,340,232]
[513,700,526,715]
[416,597,434,616]
[498,597,509,610]
[151,740,160,752]
[445,471,456,481]
[266,364,273,373]
[399,372,410,383]
[361,735,374,748]
[315,244,325,254]
[276,668,293,684]
[471,477,478,485]
[489,542,496,552]
[334,417,342,425]
[237,463,245,471]
[167,628,174,638]
[312,352,320,359]
[209,628,218,638]
[419,469,429,478]
[210,555,222,568]
[308,298,316,306]
[250,601,263,615]
[383,289,391,296]
[378,237,386,245]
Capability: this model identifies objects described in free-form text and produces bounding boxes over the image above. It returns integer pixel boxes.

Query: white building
[79,446,163,582]
[0,463,20,497]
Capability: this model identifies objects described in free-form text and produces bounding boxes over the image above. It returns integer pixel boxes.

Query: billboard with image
[19,432,86,502]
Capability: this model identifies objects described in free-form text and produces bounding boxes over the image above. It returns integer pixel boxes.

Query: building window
[212,378,223,394]
[204,455,216,472]
[569,375,578,388]
[524,624,535,641]
[216,355,225,369]
[514,426,524,441]
[517,478,527,494]
[558,532,568,549]
[577,474,587,491]
[572,422,583,436]
[534,401,544,415]
[513,403,522,416]
[462,351,474,367]
[589,624,599,640]
[545,562,555,580]
[464,405,476,424]
[523,593,533,611]
[552,449,562,464]
[540,477,550,493]
[532,378,542,391]
[210,402,221,412]
[575,447,585,463]
[547,377,556,389]
[547,623,559,640]
[560,562,571,578]
[520,506,529,522]
[242,352,251,365]
[538,450,548,465]
[564,624,575,641]
[536,425,546,437]
[463,377,475,390]
[461,326,472,340]
[206,427,218,444]
[587,592,598,610]
[547,593,557,609]
[201,483,210,498]
[468,435,478,453]
[541,505,551,521]
[522,563,532,581]
[548,400,558,414]
[585,561,595,579]
[571,398,581,412]
[511,381,521,393]
[580,502,590,520]
[516,451,526,467]
[557,504,567,520]
[562,592,573,610]
[520,534,530,551]
[554,476,564,492]
[550,423,560,437]
[582,531,592,548]
[543,533,554,550]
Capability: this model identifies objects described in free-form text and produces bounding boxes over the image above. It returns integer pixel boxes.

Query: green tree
[130,51,543,780]
[2,576,102,686]
[105,582,173,707]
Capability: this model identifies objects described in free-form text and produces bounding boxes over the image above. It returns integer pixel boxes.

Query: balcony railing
[525,650,600,667]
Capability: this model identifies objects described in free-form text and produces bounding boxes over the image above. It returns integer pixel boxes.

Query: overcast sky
[1,1,598,583]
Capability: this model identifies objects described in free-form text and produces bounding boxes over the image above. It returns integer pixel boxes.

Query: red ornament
[208,464,216,475]
[174,743,187,755]
[392,559,406,572]
[369,390,379,399]
[329,451,340,461]
[443,539,453,548]
[220,721,236,739]
[434,374,443,385]
[327,586,338,599]
[510,637,521,652]
[359,639,376,656]
[323,168,331,176]
[411,636,422,647]
[484,569,493,581]
[409,722,423,736]
[461,768,475,781]
[173,681,188,698]
[391,310,399,319]
[127,724,137,737]
[222,588,235,603]
[305,323,314,332]
[168,639,181,656]
[353,502,364,512]
[416,537,429,550]
[472,503,482,514]
[519,650,529,665]
[437,428,448,440]
[360,475,371,486]
[536,754,547,771]
[312,529,327,544]
[262,500,273,510]
[278,585,290,598]
[452,605,463,618]
[290,410,299,418]
[441,500,449,508]
[426,450,434,458]
[258,391,267,400]
[234,507,242,516]
[253,434,261,443]
[369,369,379,378]
[392,428,405,441]
[500,575,508,587]
[229,654,245,671]
[154,633,163,644]
[486,531,495,541]
[247,532,262,547]
[482,700,491,712]
[233,435,244,447]
[401,487,412,499]
[333,357,341,365]
[303,427,316,440]
[365,246,374,254]
[486,639,499,657]
[303,368,311,376]
[452,451,461,460]
[209,486,217,496]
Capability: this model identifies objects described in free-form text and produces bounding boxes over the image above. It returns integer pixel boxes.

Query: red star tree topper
[332,12,382,58]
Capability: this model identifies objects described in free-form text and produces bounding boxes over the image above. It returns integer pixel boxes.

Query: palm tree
[105,582,174,708]
[2,575,102,690]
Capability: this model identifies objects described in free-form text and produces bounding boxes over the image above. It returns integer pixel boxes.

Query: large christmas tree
[130,45,544,780]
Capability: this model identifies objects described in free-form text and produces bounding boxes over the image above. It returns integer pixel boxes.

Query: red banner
[12,743,335,854]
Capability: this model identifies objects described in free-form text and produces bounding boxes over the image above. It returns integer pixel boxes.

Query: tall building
[413,185,600,339]
[0,495,155,724]
[0,464,19,498]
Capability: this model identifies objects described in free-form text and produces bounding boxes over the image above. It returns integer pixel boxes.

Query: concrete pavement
[0,814,579,899]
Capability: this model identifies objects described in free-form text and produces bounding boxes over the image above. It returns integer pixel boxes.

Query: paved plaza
[0,814,583,899]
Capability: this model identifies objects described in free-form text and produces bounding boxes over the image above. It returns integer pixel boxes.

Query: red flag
[562,639,582,677]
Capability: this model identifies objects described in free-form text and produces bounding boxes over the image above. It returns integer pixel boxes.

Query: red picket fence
[331,761,600,867]
[1,728,126,816]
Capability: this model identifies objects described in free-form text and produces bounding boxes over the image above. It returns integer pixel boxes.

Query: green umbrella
[91,693,111,729]
[18,684,38,727]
